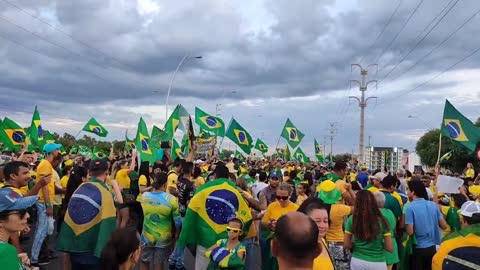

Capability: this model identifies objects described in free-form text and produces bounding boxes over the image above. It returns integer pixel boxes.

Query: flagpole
[74,130,82,140]
[273,135,282,160]
[436,133,443,164]
[219,118,233,152]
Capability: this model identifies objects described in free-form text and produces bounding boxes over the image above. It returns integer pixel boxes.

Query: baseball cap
[89,159,109,172]
[459,201,480,217]
[371,172,387,181]
[269,172,279,180]
[0,189,39,212]
[43,143,62,154]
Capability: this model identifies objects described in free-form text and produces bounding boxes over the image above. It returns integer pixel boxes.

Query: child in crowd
[206,218,246,270]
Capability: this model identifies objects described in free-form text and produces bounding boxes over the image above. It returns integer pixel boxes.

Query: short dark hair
[214,165,229,179]
[174,158,185,168]
[3,161,29,181]
[259,171,267,182]
[407,180,428,200]
[463,213,480,225]
[151,172,168,189]
[333,161,348,172]
[248,169,256,178]
[381,175,397,189]
[100,227,139,270]
[228,217,244,230]
[182,162,194,175]
[274,213,319,263]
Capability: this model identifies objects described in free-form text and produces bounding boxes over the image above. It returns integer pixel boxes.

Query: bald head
[272,212,320,268]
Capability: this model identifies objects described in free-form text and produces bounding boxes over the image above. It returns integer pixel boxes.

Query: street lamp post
[407,115,434,130]
[165,54,202,121]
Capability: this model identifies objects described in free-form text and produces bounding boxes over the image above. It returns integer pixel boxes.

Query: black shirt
[177,176,195,217]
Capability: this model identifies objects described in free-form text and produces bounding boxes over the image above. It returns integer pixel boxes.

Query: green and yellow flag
[171,139,184,160]
[281,118,305,148]
[0,117,26,151]
[135,117,155,163]
[195,107,225,137]
[164,104,190,140]
[82,118,108,137]
[284,145,291,161]
[176,178,253,249]
[234,150,245,160]
[441,100,480,152]
[294,147,307,164]
[93,146,108,160]
[225,118,253,155]
[30,106,44,147]
[151,125,168,148]
[254,138,268,154]
[78,145,93,158]
[57,180,117,258]
[314,139,324,162]
[44,131,56,144]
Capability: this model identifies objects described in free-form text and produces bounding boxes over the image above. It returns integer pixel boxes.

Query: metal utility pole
[323,136,327,161]
[328,122,337,163]
[349,64,378,164]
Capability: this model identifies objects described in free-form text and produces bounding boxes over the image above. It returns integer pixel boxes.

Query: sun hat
[0,189,39,212]
[318,180,342,204]
[371,172,387,181]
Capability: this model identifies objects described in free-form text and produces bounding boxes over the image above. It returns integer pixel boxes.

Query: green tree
[220,149,234,159]
[416,129,479,173]
[334,153,352,162]
[57,133,76,152]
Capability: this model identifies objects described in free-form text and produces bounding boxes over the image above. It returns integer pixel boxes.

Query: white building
[365,147,405,172]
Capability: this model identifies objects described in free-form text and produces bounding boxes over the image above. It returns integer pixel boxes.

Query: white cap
[372,172,387,181]
[459,201,480,217]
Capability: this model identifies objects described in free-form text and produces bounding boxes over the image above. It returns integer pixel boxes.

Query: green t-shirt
[325,172,343,183]
[380,208,399,265]
[345,215,390,262]
[383,191,403,219]
[0,242,22,270]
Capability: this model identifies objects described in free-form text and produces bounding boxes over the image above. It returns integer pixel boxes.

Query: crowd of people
[0,142,480,270]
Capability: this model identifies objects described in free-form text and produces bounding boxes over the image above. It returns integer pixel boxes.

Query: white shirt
[251,182,268,201]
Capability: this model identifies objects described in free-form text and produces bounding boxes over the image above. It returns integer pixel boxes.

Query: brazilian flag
[0,117,26,151]
[195,107,225,137]
[150,125,168,148]
[44,131,56,144]
[135,117,155,163]
[205,243,245,269]
[82,117,108,137]
[280,118,304,148]
[30,106,44,147]
[314,139,324,162]
[225,118,253,155]
[234,150,245,160]
[254,138,268,154]
[441,100,480,152]
[177,178,253,249]
[92,146,108,160]
[171,139,184,160]
[294,147,307,164]
[78,145,93,158]
[57,180,117,257]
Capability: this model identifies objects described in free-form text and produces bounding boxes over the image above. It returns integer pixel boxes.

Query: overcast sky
[1,0,480,157]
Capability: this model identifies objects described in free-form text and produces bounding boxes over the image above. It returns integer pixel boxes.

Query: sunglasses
[276,195,289,201]
[226,227,241,233]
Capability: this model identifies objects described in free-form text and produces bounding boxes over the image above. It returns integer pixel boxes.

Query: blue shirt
[405,198,443,248]
[356,172,369,188]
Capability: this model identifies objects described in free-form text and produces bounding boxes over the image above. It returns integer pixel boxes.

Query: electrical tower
[349,64,378,164]
[328,122,337,163]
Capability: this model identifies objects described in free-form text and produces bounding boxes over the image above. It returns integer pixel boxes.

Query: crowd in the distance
[0,142,479,270]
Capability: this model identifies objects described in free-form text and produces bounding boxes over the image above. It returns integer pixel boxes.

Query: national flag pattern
[226,118,253,154]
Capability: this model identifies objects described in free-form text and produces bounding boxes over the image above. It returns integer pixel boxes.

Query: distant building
[365,147,405,172]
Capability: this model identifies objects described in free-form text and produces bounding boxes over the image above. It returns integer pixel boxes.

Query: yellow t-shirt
[116,169,131,189]
[53,171,62,206]
[36,159,55,203]
[167,171,179,193]
[296,194,308,206]
[139,175,149,187]
[19,185,29,196]
[60,175,69,189]
[466,168,475,178]
[193,176,205,189]
[262,201,299,224]
[326,203,351,242]
[314,239,334,270]
[392,191,403,208]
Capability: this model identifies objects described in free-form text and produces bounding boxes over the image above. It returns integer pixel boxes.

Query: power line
[0,0,139,72]
[373,0,425,64]
[378,0,460,83]
[377,44,480,106]
[358,0,404,65]
[376,5,480,92]
[0,14,163,93]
